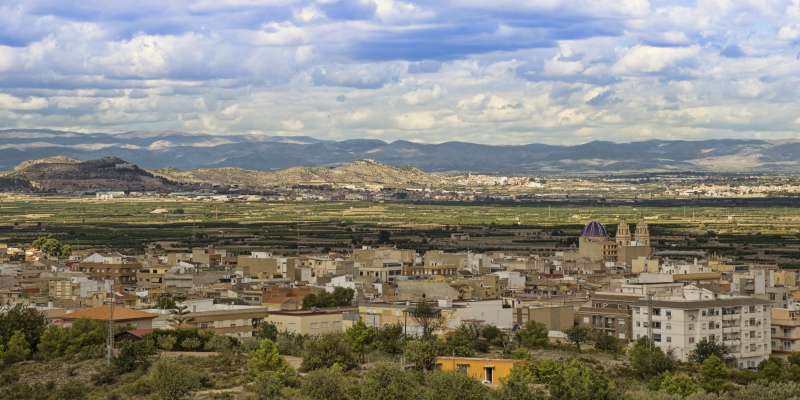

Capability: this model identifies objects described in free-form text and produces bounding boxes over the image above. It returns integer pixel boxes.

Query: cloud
[613,45,699,74]
[0,0,798,145]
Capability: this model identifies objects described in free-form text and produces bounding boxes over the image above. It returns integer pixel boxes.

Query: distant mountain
[4,156,179,192]
[1,129,799,174]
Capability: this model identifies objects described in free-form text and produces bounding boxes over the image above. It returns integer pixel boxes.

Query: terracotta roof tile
[63,305,158,321]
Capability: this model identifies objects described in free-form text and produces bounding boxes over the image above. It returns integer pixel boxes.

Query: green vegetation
[302,287,355,309]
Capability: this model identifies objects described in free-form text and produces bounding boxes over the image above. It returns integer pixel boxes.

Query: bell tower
[634,220,650,247]
[615,220,631,247]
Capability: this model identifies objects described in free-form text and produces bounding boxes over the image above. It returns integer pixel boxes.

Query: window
[653,308,661,316]
[484,367,494,384]
[689,337,695,344]
[653,334,662,342]
[456,364,469,374]
[666,336,672,343]
[665,323,671,330]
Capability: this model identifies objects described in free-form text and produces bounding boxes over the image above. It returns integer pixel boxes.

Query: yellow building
[775,271,798,288]
[435,357,523,386]
[266,309,350,335]
[631,257,659,274]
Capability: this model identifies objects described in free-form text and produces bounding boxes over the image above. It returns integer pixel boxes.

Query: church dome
[581,220,609,237]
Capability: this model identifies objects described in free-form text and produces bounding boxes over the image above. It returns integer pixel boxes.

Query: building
[266,309,350,335]
[62,305,158,329]
[771,308,800,353]
[356,259,402,282]
[631,288,771,368]
[187,306,271,338]
[514,303,574,332]
[435,357,523,386]
[578,221,617,263]
[578,220,651,265]
[577,292,640,341]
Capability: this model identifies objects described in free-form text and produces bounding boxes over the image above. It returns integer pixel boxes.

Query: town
[0,214,798,399]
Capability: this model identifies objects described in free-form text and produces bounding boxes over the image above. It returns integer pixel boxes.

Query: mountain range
[1,129,800,174]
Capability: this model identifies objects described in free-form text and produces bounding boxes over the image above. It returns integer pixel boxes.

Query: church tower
[634,220,650,247]
[615,220,631,247]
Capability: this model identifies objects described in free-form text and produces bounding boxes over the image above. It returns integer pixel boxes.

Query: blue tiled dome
[581,220,609,237]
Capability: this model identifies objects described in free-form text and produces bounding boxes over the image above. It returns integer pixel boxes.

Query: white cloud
[0,94,48,111]
[613,45,699,74]
[778,24,800,40]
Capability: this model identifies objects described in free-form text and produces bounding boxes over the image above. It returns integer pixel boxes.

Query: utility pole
[646,293,654,351]
[106,283,115,365]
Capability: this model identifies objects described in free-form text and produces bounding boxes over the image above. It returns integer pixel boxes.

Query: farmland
[0,197,798,266]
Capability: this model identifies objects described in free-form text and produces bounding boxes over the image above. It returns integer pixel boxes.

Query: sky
[1,0,799,145]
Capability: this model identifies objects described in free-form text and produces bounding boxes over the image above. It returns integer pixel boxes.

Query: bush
[114,338,156,373]
[148,358,203,400]
[301,365,354,400]
[628,338,674,378]
[404,339,438,371]
[424,370,489,400]
[360,363,420,400]
[300,334,357,372]
[157,335,177,351]
[516,321,548,349]
[179,337,201,351]
[248,339,290,376]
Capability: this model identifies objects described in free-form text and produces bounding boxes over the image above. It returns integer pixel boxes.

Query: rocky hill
[2,129,800,174]
[3,156,179,192]
[154,159,448,188]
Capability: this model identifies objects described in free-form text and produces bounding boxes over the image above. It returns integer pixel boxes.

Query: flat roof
[632,297,771,308]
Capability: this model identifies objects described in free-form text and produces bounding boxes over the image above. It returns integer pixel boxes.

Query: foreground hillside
[2,129,800,173]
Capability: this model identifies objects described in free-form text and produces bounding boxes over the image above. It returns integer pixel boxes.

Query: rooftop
[63,305,158,321]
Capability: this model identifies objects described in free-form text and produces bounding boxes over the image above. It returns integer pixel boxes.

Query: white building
[631,287,771,369]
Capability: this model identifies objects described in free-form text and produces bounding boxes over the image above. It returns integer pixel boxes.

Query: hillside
[4,156,179,192]
[154,159,448,188]
[2,129,800,174]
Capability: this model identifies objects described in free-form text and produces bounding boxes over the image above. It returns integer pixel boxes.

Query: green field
[1,198,799,264]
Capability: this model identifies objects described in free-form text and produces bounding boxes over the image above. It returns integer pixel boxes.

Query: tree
[169,304,193,326]
[516,321,549,349]
[0,304,47,350]
[689,337,729,364]
[375,324,404,355]
[114,338,156,372]
[360,363,420,400]
[404,338,439,371]
[628,337,674,378]
[549,360,620,400]
[156,295,177,310]
[2,330,31,365]
[699,355,729,394]
[257,322,278,341]
[408,301,444,338]
[251,371,288,400]
[424,370,490,400]
[564,325,591,352]
[345,319,377,363]
[332,287,355,306]
[203,334,235,353]
[300,334,358,372]
[248,339,290,376]
[593,331,623,353]
[148,358,203,400]
[377,230,392,244]
[32,236,71,259]
[301,364,354,400]
[37,319,105,359]
[659,372,698,397]
[493,364,548,400]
